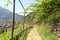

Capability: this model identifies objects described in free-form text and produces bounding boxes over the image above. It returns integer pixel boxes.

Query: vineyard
[0,22,33,40]
[0,0,60,40]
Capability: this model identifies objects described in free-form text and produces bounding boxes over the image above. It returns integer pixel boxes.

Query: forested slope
[26,0,60,37]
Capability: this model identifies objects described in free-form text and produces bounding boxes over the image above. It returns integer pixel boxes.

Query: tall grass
[0,25,23,40]
[37,25,59,40]
[19,28,32,40]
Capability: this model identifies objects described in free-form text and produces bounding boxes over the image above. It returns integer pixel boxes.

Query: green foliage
[4,0,12,8]
[0,21,32,40]
[19,28,31,40]
[36,0,41,2]
[26,0,60,24]
[0,24,22,40]
[37,25,59,40]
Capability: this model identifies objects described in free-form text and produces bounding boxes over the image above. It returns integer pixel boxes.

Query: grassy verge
[19,27,32,40]
[37,25,59,40]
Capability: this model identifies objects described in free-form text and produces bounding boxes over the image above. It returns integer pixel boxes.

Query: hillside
[0,6,24,21]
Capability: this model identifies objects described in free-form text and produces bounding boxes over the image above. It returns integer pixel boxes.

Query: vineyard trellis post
[10,0,15,40]
[19,0,26,31]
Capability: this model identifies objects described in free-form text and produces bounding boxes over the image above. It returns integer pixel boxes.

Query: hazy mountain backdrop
[0,6,24,21]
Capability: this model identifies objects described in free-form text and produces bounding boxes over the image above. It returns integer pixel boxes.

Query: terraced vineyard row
[0,24,23,40]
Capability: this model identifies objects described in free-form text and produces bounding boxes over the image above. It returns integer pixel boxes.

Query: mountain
[0,6,24,21]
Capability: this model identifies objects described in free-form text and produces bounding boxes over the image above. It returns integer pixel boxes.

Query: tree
[26,0,60,23]
[4,0,12,8]
[26,0,60,35]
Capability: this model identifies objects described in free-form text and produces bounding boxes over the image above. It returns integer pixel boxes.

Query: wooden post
[19,0,26,30]
[10,0,15,40]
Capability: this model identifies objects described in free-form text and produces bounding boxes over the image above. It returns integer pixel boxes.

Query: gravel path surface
[26,26,42,40]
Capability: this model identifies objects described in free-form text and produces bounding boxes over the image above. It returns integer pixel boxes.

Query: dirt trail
[26,26,42,40]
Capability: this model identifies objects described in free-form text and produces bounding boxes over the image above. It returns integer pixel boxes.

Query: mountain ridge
[0,6,24,21]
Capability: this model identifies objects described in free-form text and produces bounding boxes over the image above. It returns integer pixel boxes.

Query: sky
[0,0,35,15]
